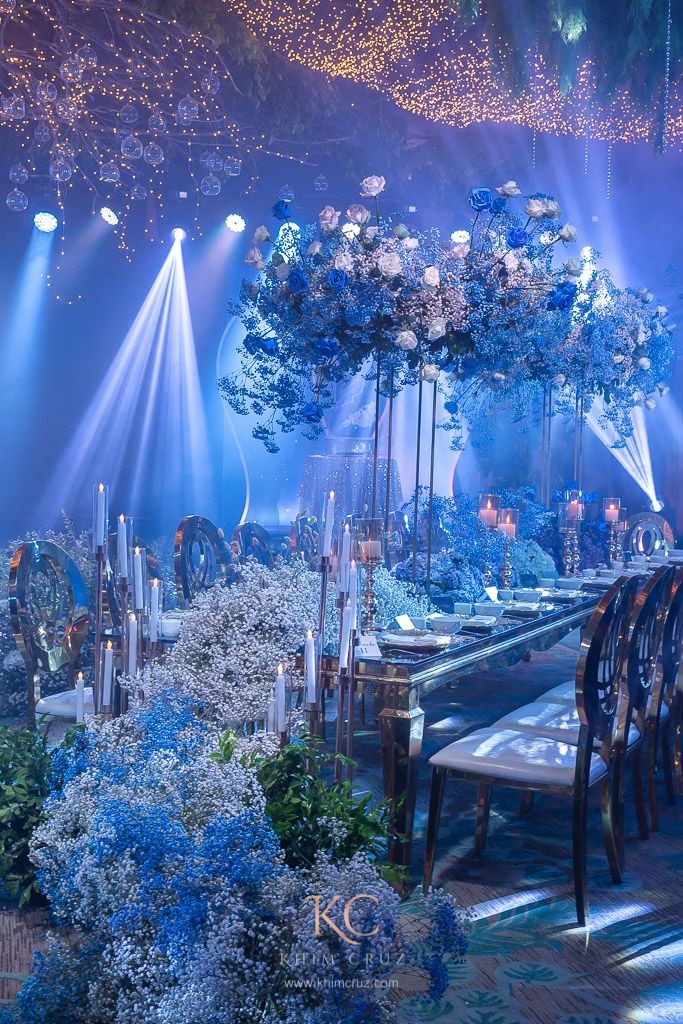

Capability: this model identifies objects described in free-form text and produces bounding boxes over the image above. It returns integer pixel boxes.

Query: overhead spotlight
[100,206,119,226]
[225,213,246,233]
[33,211,58,234]
[650,498,665,513]
[172,227,187,242]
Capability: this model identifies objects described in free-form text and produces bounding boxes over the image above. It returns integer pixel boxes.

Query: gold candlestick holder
[498,509,518,589]
[558,500,583,577]
[357,517,384,632]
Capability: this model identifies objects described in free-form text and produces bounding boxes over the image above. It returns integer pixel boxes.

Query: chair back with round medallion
[652,567,683,720]
[623,566,674,737]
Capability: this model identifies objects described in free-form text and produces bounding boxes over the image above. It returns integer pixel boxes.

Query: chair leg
[672,696,683,796]
[423,767,447,894]
[518,790,534,818]
[611,745,626,872]
[474,781,492,857]
[632,747,649,840]
[646,724,660,833]
[600,777,621,885]
[572,779,589,927]
[662,717,676,806]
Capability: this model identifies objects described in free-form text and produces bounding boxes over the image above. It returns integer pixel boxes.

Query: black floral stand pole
[412,379,424,585]
[425,381,438,605]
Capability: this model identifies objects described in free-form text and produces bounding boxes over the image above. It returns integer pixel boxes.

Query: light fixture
[225,213,246,233]
[100,206,119,226]
[33,211,58,233]
[172,227,187,242]
[650,498,665,513]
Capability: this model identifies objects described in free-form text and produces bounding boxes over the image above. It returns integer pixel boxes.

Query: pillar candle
[305,629,316,705]
[95,483,106,547]
[266,688,276,732]
[127,615,138,675]
[322,490,335,557]
[604,502,619,524]
[348,560,358,631]
[133,547,144,609]
[102,640,114,707]
[75,671,85,724]
[339,600,353,670]
[338,524,351,593]
[117,515,128,578]
[149,579,160,642]
[276,664,286,732]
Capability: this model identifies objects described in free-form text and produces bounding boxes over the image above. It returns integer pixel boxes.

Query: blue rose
[547,280,578,311]
[506,227,530,249]
[272,199,291,220]
[313,336,338,358]
[469,187,493,211]
[490,195,507,214]
[326,268,347,291]
[244,333,279,357]
[459,355,479,378]
[288,268,308,293]
[301,402,324,423]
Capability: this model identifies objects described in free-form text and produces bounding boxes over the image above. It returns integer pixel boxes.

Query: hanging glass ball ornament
[278,184,295,203]
[59,56,84,82]
[130,183,147,201]
[206,151,223,172]
[224,156,242,177]
[34,121,51,143]
[143,142,164,166]
[314,173,328,192]
[99,160,120,183]
[6,188,28,212]
[56,98,78,122]
[6,94,25,119]
[36,80,57,103]
[56,141,76,162]
[119,103,138,125]
[77,44,97,69]
[200,71,220,96]
[199,150,212,168]
[49,157,73,182]
[200,173,221,196]
[148,109,167,133]
[120,134,143,160]
[177,94,199,124]
[9,163,28,185]
[0,0,17,14]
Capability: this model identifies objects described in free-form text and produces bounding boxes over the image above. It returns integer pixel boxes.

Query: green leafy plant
[0,727,53,906]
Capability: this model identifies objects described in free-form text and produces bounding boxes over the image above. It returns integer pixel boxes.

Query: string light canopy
[0,0,305,248]
[223,0,682,151]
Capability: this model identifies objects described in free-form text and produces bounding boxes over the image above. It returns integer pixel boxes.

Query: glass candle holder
[478,493,500,529]
[498,508,518,540]
[357,517,384,564]
[603,498,620,524]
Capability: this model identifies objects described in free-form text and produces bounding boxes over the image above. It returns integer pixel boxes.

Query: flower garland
[219,177,674,451]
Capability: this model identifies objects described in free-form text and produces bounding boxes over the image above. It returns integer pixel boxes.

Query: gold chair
[423,575,638,926]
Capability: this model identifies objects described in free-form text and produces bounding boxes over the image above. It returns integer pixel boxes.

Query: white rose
[252,225,270,243]
[377,251,402,278]
[497,180,521,197]
[346,203,370,225]
[565,258,582,277]
[245,246,264,269]
[396,330,418,350]
[544,199,561,219]
[364,226,380,240]
[319,205,340,233]
[274,262,290,280]
[359,175,386,197]
[402,237,419,250]
[524,198,546,219]
[341,222,361,240]
[552,373,566,387]
[334,251,354,272]
[307,241,322,255]
[539,231,555,246]
[558,223,578,242]
[503,252,518,272]
[421,265,440,287]
[427,317,447,341]
[450,244,469,259]
[520,258,533,274]
[657,305,668,316]
[638,356,652,370]
[421,363,439,382]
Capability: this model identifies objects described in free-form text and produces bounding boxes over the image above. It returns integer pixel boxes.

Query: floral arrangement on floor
[219,176,673,451]
[4,692,468,1024]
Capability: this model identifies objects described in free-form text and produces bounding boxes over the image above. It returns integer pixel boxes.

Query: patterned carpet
[2,634,682,1022]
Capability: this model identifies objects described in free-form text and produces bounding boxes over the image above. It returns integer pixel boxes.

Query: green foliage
[0,727,52,906]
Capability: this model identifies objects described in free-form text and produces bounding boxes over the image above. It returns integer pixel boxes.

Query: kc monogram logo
[305,894,380,945]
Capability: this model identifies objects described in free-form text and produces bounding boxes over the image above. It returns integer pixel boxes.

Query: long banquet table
[322,591,601,872]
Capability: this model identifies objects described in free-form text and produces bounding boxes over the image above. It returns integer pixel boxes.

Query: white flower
[539,230,555,246]
[637,289,653,303]
[396,330,418,350]
[402,236,419,250]
[359,174,386,197]
[638,356,652,369]
[364,225,380,240]
[636,323,650,344]
[613,354,625,364]
[659,385,670,396]
[377,251,402,278]
[341,221,361,240]
[334,251,354,272]
[450,229,470,244]
[558,223,578,242]
[450,243,469,259]
[252,225,270,243]
[524,198,546,219]
[421,265,440,287]
[497,180,521,196]
[503,252,519,272]
[421,363,439,382]
[319,204,340,233]
[346,203,370,225]
[427,317,447,341]
[543,199,561,219]
[307,240,322,255]
[274,262,290,280]
[644,397,656,410]
[553,373,566,387]
[245,246,264,269]
[657,305,668,316]
[565,258,582,277]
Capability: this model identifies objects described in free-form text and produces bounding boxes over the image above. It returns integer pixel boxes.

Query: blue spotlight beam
[586,399,659,506]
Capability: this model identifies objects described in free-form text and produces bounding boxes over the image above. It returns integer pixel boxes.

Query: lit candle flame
[277,663,284,674]
[135,546,140,555]
[152,578,159,586]
[119,513,125,523]
[77,671,84,681]
[344,523,350,533]
[98,482,105,493]
[329,490,335,499]
[306,629,313,639]
[106,640,113,650]
[486,498,491,509]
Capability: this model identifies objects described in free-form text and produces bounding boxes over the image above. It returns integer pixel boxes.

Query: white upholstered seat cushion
[493,701,641,748]
[535,679,576,705]
[35,687,94,719]
[429,727,608,787]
